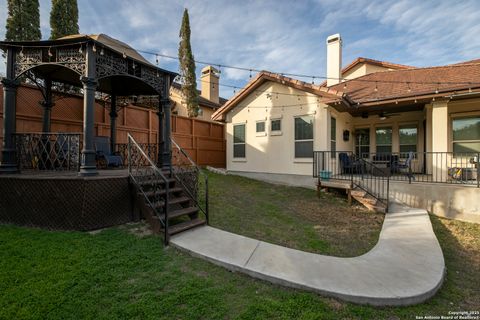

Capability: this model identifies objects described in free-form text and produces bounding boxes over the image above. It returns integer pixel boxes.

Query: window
[233,124,245,158]
[330,117,336,158]
[271,119,281,131]
[355,128,370,158]
[452,116,480,153]
[256,121,265,133]
[376,127,392,154]
[294,115,314,158]
[399,125,417,155]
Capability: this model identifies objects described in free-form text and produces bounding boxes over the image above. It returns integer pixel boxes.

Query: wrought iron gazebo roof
[0,33,177,96]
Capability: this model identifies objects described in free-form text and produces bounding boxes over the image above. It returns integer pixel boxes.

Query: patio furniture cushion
[94,136,123,167]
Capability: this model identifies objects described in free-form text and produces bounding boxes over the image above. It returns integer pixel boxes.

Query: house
[212,34,480,223]
[170,66,227,122]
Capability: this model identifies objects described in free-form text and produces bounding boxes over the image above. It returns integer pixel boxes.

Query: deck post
[40,77,54,133]
[157,98,165,168]
[161,97,172,169]
[109,94,117,154]
[79,43,98,176]
[0,47,19,173]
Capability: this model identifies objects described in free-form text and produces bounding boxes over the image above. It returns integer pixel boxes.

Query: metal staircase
[127,134,208,245]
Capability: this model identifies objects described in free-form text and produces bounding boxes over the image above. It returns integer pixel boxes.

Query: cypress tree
[178,8,199,118]
[50,0,79,39]
[5,0,41,41]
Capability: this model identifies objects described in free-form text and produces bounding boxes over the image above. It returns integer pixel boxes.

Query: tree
[50,0,79,39]
[5,0,41,41]
[178,8,199,118]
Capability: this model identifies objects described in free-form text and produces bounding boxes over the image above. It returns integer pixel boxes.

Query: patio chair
[94,136,123,167]
[392,151,414,179]
[339,152,363,174]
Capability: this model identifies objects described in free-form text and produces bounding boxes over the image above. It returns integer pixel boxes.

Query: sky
[1,0,480,99]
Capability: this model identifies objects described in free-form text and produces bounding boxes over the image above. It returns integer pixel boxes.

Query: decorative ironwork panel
[96,51,128,78]
[141,67,165,95]
[171,138,209,222]
[57,48,86,75]
[14,48,42,77]
[127,135,168,231]
[14,133,82,171]
[116,143,158,166]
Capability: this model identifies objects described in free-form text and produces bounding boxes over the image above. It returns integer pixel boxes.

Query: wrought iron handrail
[127,133,170,244]
[314,150,480,187]
[355,158,390,211]
[13,132,82,171]
[171,138,209,224]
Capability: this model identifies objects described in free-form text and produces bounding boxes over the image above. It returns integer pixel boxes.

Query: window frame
[399,125,418,157]
[330,117,336,158]
[452,115,480,155]
[270,119,282,135]
[233,123,246,159]
[355,127,370,158]
[255,120,266,137]
[375,126,393,155]
[294,115,314,159]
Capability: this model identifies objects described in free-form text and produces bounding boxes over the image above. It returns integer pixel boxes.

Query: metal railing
[314,151,480,187]
[116,143,158,167]
[127,134,170,244]
[314,151,389,210]
[171,138,209,224]
[13,132,81,171]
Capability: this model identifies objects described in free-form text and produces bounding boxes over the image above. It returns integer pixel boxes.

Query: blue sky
[1,0,480,99]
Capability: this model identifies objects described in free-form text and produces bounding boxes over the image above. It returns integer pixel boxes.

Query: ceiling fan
[379,111,401,120]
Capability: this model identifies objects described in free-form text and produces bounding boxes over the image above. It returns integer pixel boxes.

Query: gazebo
[0,34,177,176]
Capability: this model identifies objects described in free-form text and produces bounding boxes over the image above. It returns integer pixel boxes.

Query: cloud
[0,0,479,98]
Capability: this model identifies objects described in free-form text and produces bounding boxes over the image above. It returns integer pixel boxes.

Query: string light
[78,46,82,54]
[48,47,53,57]
[123,52,127,59]
[92,44,97,52]
[374,82,378,92]
[407,82,411,92]
[100,47,104,56]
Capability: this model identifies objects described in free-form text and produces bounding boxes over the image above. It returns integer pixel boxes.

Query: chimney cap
[326,33,341,44]
[201,65,220,76]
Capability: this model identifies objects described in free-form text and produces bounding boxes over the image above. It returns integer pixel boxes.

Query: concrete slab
[170,202,445,306]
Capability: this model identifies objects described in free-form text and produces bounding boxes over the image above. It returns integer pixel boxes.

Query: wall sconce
[343,130,350,141]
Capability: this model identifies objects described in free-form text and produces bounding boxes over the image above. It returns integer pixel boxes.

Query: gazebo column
[0,48,19,173]
[157,99,165,168]
[109,94,118,153]
[40,77,54,133]
[161,98,172,169]
[79,43,98,176]
[79,76,98,176]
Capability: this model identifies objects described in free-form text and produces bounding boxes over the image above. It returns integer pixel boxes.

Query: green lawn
[206,172,384,257]
[0,173,478,319]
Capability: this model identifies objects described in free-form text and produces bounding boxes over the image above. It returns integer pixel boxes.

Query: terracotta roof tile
[328,63,480,104]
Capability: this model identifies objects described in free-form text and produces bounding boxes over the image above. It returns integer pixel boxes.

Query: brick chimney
[326,34,342,87]
[200,65,220,104]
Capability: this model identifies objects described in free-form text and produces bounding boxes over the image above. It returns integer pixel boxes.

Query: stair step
[141,187,183,198]
[152,196,191,209]
[167,218,205,235]
[137,177,176,186]
[350,189,367,198]
[158,206,198,220]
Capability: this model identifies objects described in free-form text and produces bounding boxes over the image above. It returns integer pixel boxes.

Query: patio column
[40,77,54,133]
[430,100,449,181]
[109,94,117,154]
[161,97,172,169]
[0,47,19,173]
[157,98,165,168]
[79,43,98,176]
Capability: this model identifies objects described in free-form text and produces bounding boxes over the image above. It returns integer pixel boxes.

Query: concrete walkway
[170,202,445,306]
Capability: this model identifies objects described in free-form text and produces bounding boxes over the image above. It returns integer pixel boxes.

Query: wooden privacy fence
[0,83,226,168]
